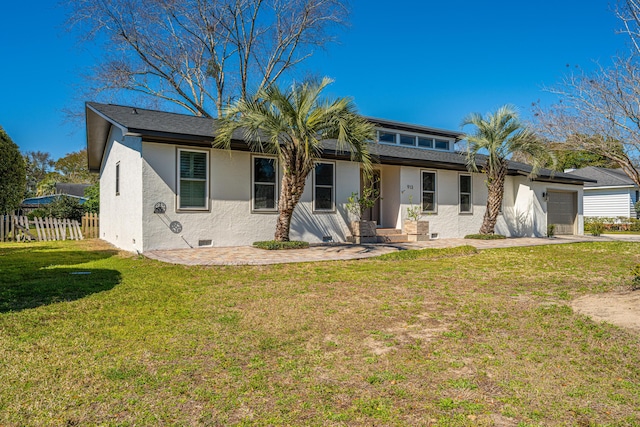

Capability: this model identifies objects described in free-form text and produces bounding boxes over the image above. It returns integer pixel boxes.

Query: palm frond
[462,105,550,178]
[214,77,374,176]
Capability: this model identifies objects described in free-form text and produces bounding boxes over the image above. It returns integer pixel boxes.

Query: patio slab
[143,234,639,266]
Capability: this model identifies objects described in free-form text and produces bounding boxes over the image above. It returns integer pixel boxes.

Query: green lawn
[1,240,639,426]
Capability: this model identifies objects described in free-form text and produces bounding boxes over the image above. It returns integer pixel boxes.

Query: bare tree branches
[535,57,640,187]
[616,0,640,55]
[66,0,348,117]
[534,1,640,187]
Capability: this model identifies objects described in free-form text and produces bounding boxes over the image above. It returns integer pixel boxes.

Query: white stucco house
[567,167,639,218]
[85,102,590,252]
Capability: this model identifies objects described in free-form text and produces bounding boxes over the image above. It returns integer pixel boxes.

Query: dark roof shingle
[566,167,636,188]
[86,102,591,184]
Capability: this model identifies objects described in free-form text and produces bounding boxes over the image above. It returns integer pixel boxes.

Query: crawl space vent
[430,233,439,239]
[198,239,213,247]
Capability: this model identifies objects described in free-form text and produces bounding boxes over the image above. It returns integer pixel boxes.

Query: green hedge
[584,217,640,233]
[464,234,507,240]
[253,240,310,250]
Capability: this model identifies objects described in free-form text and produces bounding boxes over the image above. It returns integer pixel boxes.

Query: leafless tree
[534,1,640,188]
[534,60,640,187]
[617,0,640,55]
[65,0,348,117]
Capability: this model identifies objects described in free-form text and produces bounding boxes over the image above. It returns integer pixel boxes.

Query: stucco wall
[498,177,584,237]
[380,167,584,238]
[140,143,358,250]
[99,127,144,252]
[389,167,489,238]
[101,137,585,251]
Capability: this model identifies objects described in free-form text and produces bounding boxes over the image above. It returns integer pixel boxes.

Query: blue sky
[0,0,629,159]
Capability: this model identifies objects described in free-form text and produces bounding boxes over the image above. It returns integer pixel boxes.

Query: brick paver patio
[143,234,640,266]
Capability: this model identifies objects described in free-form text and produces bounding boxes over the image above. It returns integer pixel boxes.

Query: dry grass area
[0,240,639,426]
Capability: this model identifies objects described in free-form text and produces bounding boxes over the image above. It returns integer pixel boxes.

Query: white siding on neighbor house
[99,127,144,252]
[583,188,633,218]
[140,142,359,250]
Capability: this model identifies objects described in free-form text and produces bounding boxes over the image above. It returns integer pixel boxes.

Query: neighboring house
[53,183,91,198]
[86,102,590,252]
[21,194,88,211]
[567,166,639,218]
[20,183,90,212]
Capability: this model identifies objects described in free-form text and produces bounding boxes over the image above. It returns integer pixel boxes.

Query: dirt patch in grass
[572,290,640,333]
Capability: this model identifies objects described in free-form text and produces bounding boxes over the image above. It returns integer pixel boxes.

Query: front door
[361,170,381,225]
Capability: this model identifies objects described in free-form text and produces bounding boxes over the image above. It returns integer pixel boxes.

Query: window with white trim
[252,156,278,211]
[421,171,437,213]
[459,174,472,213]
[399,134,416,146]
[177,149,209,210]
[314,162,335,211]
[417,137,433,148]
[378,131,396,144]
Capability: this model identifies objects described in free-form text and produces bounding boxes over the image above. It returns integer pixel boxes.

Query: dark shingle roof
[86,102,590,184]
[21,194,87,207]
[567,167,636,188]
[54,183,91,197]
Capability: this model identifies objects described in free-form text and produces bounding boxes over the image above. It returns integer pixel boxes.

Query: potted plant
[404,195,429,242]
[346,186,380,244]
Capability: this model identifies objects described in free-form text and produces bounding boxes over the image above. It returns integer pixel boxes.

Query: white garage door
[547,191,577,235]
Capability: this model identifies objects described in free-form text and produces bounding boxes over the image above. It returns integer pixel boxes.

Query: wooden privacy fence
[82,213,100,238]
[0,213,99,242]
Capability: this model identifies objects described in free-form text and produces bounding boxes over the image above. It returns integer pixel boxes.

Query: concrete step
[376,228,403,236]
[377,234,408,243]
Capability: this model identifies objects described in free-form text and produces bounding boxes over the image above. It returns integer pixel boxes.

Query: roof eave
[86,103,129,173]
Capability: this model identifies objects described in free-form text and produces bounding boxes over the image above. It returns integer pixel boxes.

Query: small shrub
[253,240,309,250]
[590,221,605,236]
[49,196,85,221]
[464,234,506,240]
[631,265,640,291]
[547,224,556,237]
[406,194,422,221]
[27,208,48,220]
[346,186,380,221]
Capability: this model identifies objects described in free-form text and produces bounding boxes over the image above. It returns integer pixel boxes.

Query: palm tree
[215,77,375,241]
[462,105,552,235]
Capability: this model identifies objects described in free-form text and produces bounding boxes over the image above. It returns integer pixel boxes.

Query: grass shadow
[0,247,121,313]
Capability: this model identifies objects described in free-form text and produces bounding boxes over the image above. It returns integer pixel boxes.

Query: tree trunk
[479,164,507,235]
[274,172,308,241]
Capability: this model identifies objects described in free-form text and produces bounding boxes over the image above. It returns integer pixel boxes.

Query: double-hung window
[459,174,472,213]
[253,156,278,211]
[421,171,436,213]
[314,162,335,211]
[177,149,209,210]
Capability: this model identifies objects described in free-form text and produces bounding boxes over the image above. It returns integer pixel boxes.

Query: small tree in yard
[463,105,552,235]
[83,183,99,214]
[0,126,26,214]
[215,77,374,241]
